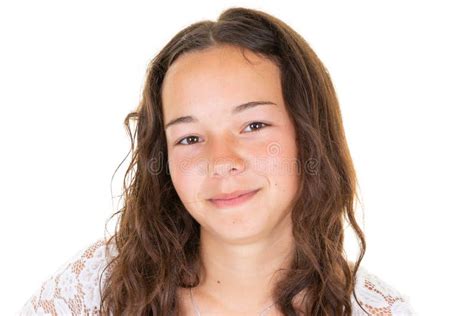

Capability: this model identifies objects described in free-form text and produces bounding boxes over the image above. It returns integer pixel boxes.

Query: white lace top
[17,239,414,315]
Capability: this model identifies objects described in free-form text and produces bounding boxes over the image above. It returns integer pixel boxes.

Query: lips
[208,188,260,209]
[209,189,259,201]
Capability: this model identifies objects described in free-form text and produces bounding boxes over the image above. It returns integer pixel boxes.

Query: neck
[193,215,295,314]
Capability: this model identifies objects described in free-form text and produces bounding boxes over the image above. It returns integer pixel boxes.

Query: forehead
[161,45,283,118]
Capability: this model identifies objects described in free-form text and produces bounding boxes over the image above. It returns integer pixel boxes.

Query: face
[161,45,299,244]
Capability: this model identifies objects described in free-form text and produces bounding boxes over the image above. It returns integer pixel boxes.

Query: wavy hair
[98,6,368,316]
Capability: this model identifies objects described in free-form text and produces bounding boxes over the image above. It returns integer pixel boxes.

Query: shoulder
[351,265,415,315]
[17,237,118,315]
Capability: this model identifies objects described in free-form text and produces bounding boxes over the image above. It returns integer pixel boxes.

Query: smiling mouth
[208,189,260,208]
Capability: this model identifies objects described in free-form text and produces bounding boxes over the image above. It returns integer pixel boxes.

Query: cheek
[168,152,205,206]
[253,130,299,178]
[261,132,299,202]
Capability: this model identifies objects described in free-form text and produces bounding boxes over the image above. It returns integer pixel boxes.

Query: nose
[207,136,246,178]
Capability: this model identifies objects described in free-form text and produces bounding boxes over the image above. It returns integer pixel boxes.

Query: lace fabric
[17,239,116,316]
[351,266,414,315]
[18,239,414,315]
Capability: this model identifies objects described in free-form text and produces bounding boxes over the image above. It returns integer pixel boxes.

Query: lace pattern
[18,239,116,315]
[18,239,414,315]
[351,266,414,315]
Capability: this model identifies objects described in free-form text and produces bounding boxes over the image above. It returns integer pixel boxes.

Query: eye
[175,121,270,146]
[175,135,202,146]
[242,121,270,133]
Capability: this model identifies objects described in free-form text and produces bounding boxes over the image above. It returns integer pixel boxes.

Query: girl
[19,6,413,316]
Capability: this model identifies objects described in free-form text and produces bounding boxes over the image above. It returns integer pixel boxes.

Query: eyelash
[175,121,270,146]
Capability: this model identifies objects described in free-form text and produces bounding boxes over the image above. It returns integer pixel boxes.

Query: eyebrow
[164,101,277,130]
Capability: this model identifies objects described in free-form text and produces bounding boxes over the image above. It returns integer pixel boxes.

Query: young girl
[19,7,413,316]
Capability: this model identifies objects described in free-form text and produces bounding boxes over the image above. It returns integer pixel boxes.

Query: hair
[98,6,368,316]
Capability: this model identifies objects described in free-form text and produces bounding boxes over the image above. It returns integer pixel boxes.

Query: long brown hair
[98,6,368,316]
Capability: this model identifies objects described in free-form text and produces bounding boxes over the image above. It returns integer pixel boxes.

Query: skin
[161,44,302,315]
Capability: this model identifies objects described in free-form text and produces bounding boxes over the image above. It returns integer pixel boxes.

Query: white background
[1,1,472,315]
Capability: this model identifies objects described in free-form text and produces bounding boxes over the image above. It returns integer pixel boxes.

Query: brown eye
[176,135,201,146]
[243,121,270,133]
